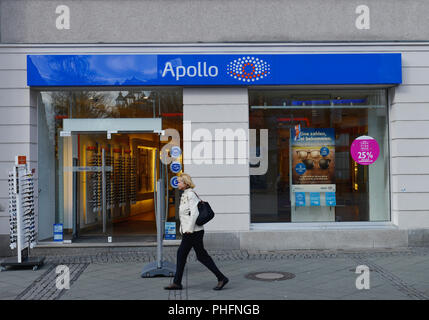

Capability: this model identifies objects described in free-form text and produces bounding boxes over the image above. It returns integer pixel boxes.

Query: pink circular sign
[350,136,380,165]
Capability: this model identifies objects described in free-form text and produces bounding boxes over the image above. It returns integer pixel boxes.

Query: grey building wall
[0,52,37,256]
[391,51,429,229]
[183,88,250,232]
[1,0,429,43]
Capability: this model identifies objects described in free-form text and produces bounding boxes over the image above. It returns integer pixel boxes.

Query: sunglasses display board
[84,144,138,226]
[1,158,45,271]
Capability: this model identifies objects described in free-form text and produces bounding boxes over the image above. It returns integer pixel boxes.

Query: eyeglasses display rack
[129,156,137,204]
[86,146,114,223]
[112,148,122,217]
[88,148,102,215]
[118,153,126,209]
[83,145,138,230]
[0,157,45,272]
[124,150,137,207]
[105,153,113,211]
[8,171,17,250]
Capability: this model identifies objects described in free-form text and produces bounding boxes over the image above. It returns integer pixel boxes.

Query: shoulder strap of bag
[191,189,203,202]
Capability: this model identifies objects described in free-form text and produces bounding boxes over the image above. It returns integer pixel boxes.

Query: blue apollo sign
[27,53,402,86]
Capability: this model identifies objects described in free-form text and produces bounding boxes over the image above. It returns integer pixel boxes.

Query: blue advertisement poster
[291,128,335,185]
[326,192,337,206]
[165,222,176,240]
[310,193,321,206]
[295,192,306,207]
[53,224,63,242]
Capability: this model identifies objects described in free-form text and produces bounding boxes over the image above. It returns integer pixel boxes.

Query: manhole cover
[245,272,295,282]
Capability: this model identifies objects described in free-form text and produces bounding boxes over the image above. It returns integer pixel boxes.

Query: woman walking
[164,173,229,291]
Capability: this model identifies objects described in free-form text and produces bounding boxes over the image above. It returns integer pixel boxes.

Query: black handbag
[193,191,215,226]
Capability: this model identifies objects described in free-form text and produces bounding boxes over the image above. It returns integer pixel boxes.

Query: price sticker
[351,136,380,165]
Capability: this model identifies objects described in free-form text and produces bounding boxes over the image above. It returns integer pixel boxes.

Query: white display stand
[0,157,44,271]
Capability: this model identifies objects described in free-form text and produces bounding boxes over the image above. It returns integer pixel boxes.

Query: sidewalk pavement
[1,246,429,300]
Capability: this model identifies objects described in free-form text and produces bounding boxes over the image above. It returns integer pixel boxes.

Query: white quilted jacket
[179,188,204,234]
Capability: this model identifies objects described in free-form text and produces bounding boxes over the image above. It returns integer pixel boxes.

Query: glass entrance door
[61,131,163,241]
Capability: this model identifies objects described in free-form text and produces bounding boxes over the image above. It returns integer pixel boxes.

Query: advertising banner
[291,128,335,185]
[310,192,321,206]
[325,192,337,206]
[165,222,176,240]
[350,135,380,165]
[295,192,306,207]
[53,224,63,242]
[27,54,402,86]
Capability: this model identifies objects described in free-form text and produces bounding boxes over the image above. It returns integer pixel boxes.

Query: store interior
[75,133,177,238]
[58,132,179,242]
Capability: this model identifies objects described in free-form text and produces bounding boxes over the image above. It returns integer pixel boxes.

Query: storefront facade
[1,0,429,255]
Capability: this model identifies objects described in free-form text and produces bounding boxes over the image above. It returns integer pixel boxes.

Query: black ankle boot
[213,277,229,290]
[164,283,183,290]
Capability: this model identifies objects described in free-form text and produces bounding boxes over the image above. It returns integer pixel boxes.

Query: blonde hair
[178,173,195,189]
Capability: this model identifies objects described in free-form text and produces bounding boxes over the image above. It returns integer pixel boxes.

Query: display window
[37,88,183,241]
[249,89,390,223]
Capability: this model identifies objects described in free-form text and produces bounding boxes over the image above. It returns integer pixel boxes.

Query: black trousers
[174,230,225,285]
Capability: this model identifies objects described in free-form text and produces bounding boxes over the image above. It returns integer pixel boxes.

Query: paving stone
[1,247,428,300]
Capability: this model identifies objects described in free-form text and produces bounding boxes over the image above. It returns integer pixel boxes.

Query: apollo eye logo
[227,57,271,82]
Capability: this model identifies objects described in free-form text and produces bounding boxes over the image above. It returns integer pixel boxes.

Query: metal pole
[140,176,175,277]
[156,179,165,269]
[153,149,158,219]
[72,157,78,239]
[156,180,160,268]
[102,148,106,234]
[141,133,176,278]
[165,164,169,226]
